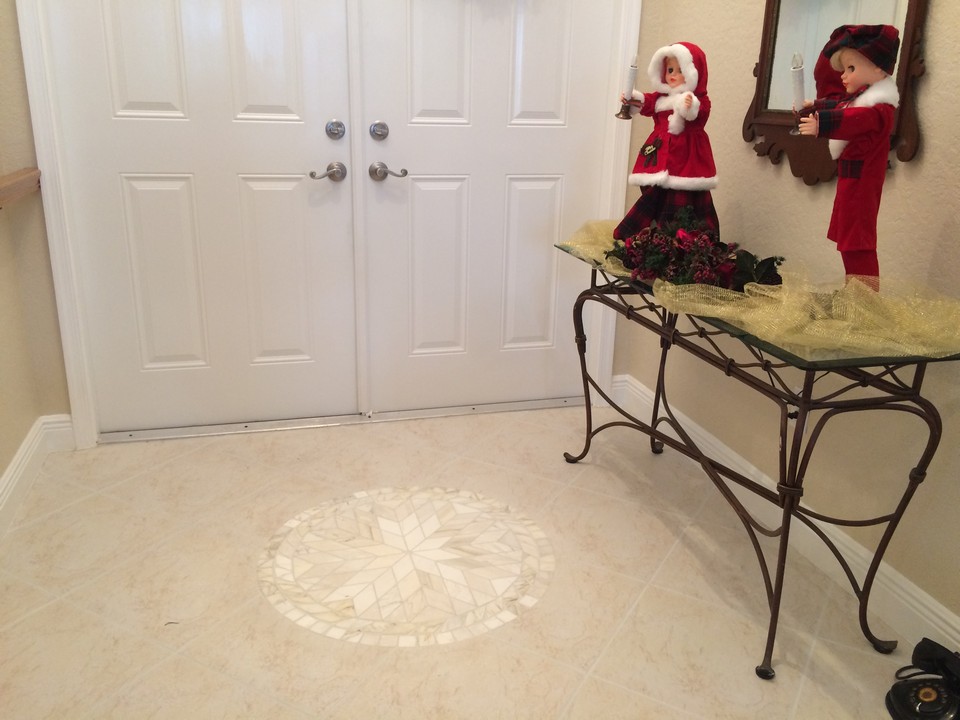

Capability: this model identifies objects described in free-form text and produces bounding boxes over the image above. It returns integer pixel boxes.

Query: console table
[560,257,955,679]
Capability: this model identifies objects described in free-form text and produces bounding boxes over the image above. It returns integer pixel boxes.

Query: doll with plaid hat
[614,41,719,241]
[798,24,901,288]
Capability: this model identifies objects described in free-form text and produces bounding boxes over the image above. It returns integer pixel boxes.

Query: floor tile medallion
[258,487,554,646]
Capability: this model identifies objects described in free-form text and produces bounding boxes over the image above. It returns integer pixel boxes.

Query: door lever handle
[309,162,347,182]
[368,161,408,181]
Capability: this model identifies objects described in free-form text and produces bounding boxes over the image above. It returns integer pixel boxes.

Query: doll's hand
[798,114,819,136]
[682,92,693,109]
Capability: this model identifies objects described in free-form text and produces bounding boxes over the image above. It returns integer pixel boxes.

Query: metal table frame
[563,267,948,679]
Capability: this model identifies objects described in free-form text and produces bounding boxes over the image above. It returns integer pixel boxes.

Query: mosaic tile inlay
[258,487,555,646]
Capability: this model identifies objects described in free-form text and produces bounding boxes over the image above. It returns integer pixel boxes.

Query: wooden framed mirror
[742,0,928,185]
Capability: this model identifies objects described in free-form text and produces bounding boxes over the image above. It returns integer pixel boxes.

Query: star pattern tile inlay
[258,487,554,646]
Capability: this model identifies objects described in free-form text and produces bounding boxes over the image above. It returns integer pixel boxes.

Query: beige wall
[615,0,960,613]
[0,0,69,467]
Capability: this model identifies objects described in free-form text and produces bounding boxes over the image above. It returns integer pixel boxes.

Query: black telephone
[886,638,960,720]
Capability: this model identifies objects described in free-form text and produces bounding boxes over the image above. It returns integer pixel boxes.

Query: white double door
[31,0,626,433]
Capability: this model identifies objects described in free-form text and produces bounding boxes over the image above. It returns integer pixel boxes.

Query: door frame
[17,0,641,448]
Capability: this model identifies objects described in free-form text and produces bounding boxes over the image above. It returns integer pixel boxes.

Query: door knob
[368,161,408,181]
[325,120,346,140]
[369,121,389,140]
[309,162,347,182]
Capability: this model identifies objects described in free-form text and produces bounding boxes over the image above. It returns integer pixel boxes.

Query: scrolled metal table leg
[755,371,815,679]
[755,486,801,680]
[648,314,677,455]
[564,289,598,464]
[857,396,941,653]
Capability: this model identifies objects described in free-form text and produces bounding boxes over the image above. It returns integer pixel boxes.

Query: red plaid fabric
[613,187,719,240]
[823,25,900,76]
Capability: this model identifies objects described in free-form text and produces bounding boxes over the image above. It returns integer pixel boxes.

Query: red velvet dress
[627,90,718,191]
[814,77,898,253]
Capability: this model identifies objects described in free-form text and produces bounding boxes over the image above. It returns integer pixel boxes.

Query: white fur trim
[654,95,675,113]
[629,172,718,190]
[826,75,899,159]
[655,94,682,134]
[860,75,899,108]
[654,93,699,135]
[647,43,698,94]
[663,174,718,190]
[828,138,847,160]
[629,170,670,187]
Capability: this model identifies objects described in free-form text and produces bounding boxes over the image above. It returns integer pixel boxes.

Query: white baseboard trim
[609,373,960,651]
[0,414,74,537]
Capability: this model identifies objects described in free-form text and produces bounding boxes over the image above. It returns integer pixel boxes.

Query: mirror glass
[766,0,908,111]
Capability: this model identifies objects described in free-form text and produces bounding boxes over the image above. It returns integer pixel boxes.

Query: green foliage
[606,207,783,292]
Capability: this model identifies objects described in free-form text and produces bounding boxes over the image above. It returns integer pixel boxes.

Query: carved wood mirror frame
[742,0,928,185]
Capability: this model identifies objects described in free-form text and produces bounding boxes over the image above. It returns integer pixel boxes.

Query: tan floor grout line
[643,516,836,642]
[79,628,264,720]
[171,594,403,717]
[553,509,701,717]
[559,583,679,717]
[4,486,95,537]
[1,499,180,607]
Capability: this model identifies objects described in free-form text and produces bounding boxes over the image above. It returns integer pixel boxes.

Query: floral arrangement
[605,207,784,292]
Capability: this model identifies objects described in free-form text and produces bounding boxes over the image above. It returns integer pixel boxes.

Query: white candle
[623,64,638,100]
[791,52,805,112]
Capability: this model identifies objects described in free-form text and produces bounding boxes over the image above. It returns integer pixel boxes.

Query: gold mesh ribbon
[558,220,960,361]
[655,274,960,360]
[557,219,631,277]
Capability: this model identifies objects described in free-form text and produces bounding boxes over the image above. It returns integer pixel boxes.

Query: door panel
[119,174,208,369]
[102,0,188,119]
[238,175,318,364]
[358,0,615,412]
[227,0,305,121]
[502,176,563,350]
[408,177,469,354]
[42,0,357,431]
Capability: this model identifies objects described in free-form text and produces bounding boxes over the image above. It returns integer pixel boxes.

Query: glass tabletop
[557,243,960,371]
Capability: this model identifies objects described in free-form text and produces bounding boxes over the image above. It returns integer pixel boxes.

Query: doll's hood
[647,41,708,95]
[814,52,846,100]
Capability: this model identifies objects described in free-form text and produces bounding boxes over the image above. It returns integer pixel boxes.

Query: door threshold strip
[98,396,585,444]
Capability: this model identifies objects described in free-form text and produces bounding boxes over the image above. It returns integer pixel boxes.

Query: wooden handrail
[0,168,41,209]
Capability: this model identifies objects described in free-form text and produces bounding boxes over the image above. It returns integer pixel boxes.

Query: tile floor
[0,406,908,719]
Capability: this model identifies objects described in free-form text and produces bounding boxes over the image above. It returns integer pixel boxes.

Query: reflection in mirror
[767,0,906,110]
[743,0,928,185]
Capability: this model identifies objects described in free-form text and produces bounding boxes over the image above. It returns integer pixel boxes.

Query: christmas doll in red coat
[613,41,718,241]
[798,25,901,289]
